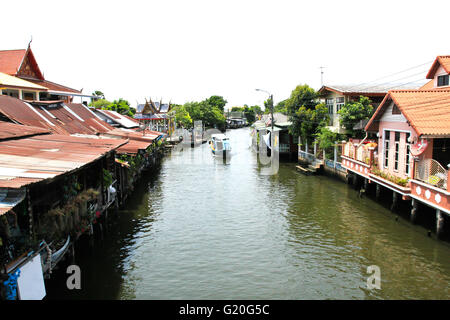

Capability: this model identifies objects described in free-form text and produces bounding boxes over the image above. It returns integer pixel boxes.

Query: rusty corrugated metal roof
[116,139,152,155]
[0,121,50,140]
[0,133,127,189]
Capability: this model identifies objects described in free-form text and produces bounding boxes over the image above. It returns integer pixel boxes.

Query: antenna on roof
[319,66,326,86]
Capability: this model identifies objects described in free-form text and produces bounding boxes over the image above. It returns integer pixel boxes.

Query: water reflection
[47,128,450,300]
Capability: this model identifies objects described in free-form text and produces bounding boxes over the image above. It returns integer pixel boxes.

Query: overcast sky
[3,0,450,110]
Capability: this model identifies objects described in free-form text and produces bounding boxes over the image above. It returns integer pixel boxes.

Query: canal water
[46,128,450,300]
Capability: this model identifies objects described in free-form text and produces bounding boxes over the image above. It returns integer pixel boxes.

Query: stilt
[390,191,398,212]
[436,210,444,239]
[376,184,381,200]
[410,199,418,224]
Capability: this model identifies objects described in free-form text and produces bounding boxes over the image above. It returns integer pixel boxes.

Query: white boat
[209,134,231,158]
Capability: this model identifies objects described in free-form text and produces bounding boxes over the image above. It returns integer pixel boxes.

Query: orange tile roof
[426,55,450,79]
[365,90,450,137]
[0,49,26,75]
[419,79,449,91]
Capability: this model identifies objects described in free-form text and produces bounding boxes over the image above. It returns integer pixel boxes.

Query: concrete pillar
[323,149,326,161]
[410,199,418,224]
[313,142,317,157]
[391,191,398,212]
[334,143,337,165]
[436,210,444,239]
[376,184,381,200]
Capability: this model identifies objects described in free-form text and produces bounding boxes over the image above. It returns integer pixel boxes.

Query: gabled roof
[426,56,450,79]
[0,49,27,75]
[0,47,44,80]
[365,90,450,137]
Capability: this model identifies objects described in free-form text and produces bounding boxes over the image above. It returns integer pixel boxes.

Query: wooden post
[27,188,34,240]
[436,209,444,239]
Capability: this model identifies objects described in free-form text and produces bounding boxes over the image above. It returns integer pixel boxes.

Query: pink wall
[377,121,418,180]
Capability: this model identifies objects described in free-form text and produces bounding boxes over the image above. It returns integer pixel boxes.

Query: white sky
[3,0,450,110]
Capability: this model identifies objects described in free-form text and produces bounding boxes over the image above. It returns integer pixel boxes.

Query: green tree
[92,90,105,99]
[184,101,225,128]
[104,98,136,117]
[338,96,374,137]
[205,95,227,112]
[289,103,329,146]
[173,104,192,128]
[89,98,111,109]
[285,84,319,115]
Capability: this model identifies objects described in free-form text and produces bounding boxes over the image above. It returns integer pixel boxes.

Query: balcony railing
[342,140,374,165]
[414,159,448,191]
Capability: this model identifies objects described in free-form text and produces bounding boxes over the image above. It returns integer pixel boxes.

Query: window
[393,132,400,171]
[392,104,401,115]
[326,98,334,114]
[394,142,400,171]
[336,97,345,112]
[2,89,19,98]
[437,75,449,87]
[23,91,36,101]
[405,133,411,176]
[384,130,390,168]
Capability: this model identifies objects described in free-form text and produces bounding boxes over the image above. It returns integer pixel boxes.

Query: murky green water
[46,128,450,300]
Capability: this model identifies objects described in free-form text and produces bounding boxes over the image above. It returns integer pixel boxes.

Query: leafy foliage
[338,96,374,137]
[89,98,111,109]
[172,104,193,128]
[205,95,227,112]
[285,84,319,115]
[103,98,136,117]
[289,103,329,145]
[184,98,226,129]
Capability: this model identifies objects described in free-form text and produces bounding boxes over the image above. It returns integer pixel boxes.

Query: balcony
[414,158,448,191]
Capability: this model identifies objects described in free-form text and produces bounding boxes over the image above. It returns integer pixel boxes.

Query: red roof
[426,56,450,79]
[365,90,450,137]
[0,122,50,140]
[26,78,81,94]
[0,49,26,75]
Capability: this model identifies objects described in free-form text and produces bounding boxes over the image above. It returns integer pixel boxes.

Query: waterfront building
[318,84,424,134]
[251,112,297,159]
[135,99,174,134]
[341,56,450,238]
[0,45,96,103]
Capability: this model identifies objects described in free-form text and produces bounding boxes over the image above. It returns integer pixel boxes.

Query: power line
[342,60,433,91]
